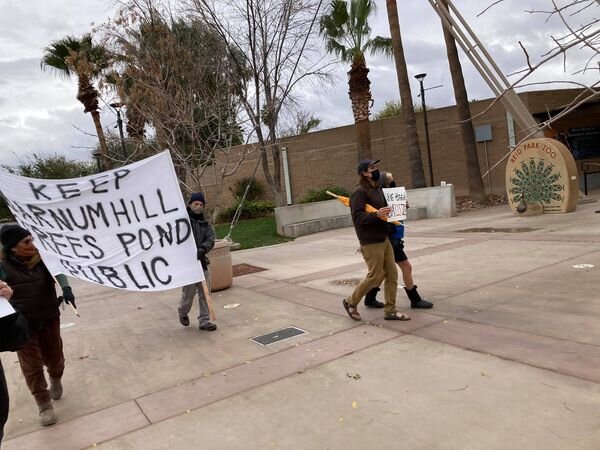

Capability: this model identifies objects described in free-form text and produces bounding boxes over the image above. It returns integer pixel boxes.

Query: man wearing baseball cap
[342,159,410,322]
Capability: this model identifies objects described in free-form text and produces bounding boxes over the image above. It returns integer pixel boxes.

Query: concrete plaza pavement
[2,196,600,449]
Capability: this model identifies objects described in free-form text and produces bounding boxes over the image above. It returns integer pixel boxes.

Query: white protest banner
[0,151,204,291]
[382,186,407,222]
[0,296,16,319]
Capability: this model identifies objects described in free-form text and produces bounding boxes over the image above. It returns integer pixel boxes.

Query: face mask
[370,169,380,181]
[190,205,204,214]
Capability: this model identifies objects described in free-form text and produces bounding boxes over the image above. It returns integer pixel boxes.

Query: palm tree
[320,0,392,160]
[439,0,487,202]
[41,34,111,168]
[385,0,426,188]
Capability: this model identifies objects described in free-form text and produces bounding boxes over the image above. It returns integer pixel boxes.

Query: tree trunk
[440,0,487,202]
[385,0,426,188]
[77,77,111,169]
[348,57,372,161]
[90,110,111,170]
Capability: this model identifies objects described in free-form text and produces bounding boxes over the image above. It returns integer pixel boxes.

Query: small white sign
[0,296,16,319]
[382,187,407,222]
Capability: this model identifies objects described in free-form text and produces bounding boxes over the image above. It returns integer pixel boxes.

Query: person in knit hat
[178,193,217,331]
[0,225,76,427]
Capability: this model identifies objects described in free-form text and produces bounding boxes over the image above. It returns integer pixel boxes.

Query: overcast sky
[0,0,597,167]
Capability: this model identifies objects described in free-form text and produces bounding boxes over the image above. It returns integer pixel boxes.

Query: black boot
[405,285,433,309]
[364,287,384,308]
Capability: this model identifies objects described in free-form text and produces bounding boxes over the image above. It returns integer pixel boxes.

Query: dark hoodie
[350,178,389,246]
[187,208,216,270]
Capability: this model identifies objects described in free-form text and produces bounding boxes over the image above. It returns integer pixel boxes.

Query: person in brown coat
[342,160,410,322]
[0,225,76,427]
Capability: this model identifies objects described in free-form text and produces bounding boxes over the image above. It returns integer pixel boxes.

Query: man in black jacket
[342,160,410,322]
[178,192,217,331]
[363,171,433,310]
[0,281,29,446]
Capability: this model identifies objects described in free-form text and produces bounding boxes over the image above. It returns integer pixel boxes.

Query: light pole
[92,150,102,173]
[415,73,434,187]
[110,102,128,160]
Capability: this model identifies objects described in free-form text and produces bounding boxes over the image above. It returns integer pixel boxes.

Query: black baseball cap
[357,159,380,174]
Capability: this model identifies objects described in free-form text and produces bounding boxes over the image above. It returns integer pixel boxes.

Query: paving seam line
[412,323,600,386]
[6,324,402,448]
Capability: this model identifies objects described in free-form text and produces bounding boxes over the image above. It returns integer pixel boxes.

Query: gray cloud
[0,0,597,166]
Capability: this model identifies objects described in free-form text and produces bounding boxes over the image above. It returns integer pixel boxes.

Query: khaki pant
[17,317,64,406]
[347,240,398,315]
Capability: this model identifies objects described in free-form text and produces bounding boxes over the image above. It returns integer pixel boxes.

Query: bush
[299,185,350,203]
[229,177,265,201]
[0,195,14,222]
[218,199,275,223]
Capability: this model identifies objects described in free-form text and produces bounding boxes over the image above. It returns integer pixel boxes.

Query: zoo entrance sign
[505,138,578,214]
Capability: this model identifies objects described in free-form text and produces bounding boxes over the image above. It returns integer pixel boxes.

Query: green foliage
[218,200,275,223]
[41,34,109,80]
[320,0,391,63]
[0,195,13,222]
[229,177,265,201]
[374,100,402,119]
[300,185,350,203]
[214,216,293,250]
[373,100,427,120]
[4,153,98,179]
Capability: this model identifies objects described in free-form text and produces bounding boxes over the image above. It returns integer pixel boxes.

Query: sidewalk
[3,198,600,449]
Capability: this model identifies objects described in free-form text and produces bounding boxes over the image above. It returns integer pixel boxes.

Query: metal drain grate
[458,227,538,233]
[232,263,267,277]
[250,326,307,346]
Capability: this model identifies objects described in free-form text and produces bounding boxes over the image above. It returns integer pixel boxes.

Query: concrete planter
[207,239,233,291]
[274,186,456,238]
[406,185,457,218]
[275,199,351,238]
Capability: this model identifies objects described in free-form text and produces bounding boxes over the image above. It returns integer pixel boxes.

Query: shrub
[218,199,275,223]
[0,195,14,222]
[229,177,265,201]
[299,185,350,203]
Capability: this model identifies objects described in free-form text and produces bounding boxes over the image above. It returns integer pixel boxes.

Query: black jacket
[0,256,59,330]
[188,208,216,270]
[350,182,389,245]
[0,312,29,352]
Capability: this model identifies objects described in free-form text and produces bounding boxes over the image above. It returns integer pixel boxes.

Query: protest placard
[0,151,204,291]
[382,186,407,222]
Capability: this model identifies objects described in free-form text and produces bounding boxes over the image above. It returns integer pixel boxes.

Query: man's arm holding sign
[350,190,391,224]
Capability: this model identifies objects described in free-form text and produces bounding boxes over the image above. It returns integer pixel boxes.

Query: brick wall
[198,88,599,209]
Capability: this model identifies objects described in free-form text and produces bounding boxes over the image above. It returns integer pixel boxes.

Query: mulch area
[456,194,508,213]
[232,263,267,277]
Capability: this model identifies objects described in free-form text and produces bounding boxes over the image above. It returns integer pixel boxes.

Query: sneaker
[39,405,57,426]
[49,377,63,400]
[199,322,217,331]
[179,315,190,327]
